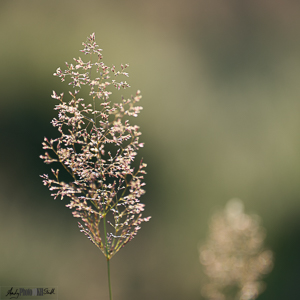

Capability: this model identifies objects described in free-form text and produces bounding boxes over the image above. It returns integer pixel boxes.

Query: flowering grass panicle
[40,33,150,262]
[199,199,273,300]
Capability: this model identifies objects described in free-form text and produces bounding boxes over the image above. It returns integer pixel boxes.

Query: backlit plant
[199,199,273,300]
[40,33,150,300]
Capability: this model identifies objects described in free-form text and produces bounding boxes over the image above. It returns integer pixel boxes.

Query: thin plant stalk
[103,215,113,300]
[106,259,112,300]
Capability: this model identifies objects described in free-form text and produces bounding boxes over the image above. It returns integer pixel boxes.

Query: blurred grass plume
[199,199,273,300]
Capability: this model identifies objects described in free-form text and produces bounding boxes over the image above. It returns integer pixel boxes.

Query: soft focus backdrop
[1,1,300,299]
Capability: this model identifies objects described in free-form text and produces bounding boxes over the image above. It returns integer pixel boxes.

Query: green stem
[107,258,113,300]
[103,216,113,300]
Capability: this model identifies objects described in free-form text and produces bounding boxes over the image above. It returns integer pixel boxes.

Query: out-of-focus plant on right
[199,199,273,300]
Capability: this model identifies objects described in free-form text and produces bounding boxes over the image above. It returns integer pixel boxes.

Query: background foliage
[1,1,300,299]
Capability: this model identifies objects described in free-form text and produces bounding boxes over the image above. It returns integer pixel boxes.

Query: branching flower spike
[40,33,150,264]
[199,199,273,300]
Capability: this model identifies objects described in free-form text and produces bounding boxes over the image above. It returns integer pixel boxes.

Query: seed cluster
[199,199,273,300]
[40,33,150,259]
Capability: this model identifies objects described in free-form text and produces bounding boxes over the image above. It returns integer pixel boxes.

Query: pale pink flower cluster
[199,199,273,300]
[40,33,150,259]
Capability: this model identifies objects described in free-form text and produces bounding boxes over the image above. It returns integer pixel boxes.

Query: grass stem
[107,258,113,300]
[103,216,113,300]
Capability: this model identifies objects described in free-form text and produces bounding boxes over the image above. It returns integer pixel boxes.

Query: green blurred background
[1,1,300,299]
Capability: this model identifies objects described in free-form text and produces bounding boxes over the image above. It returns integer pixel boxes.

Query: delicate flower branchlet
[40,33,150,260]
[199,199,273,300]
